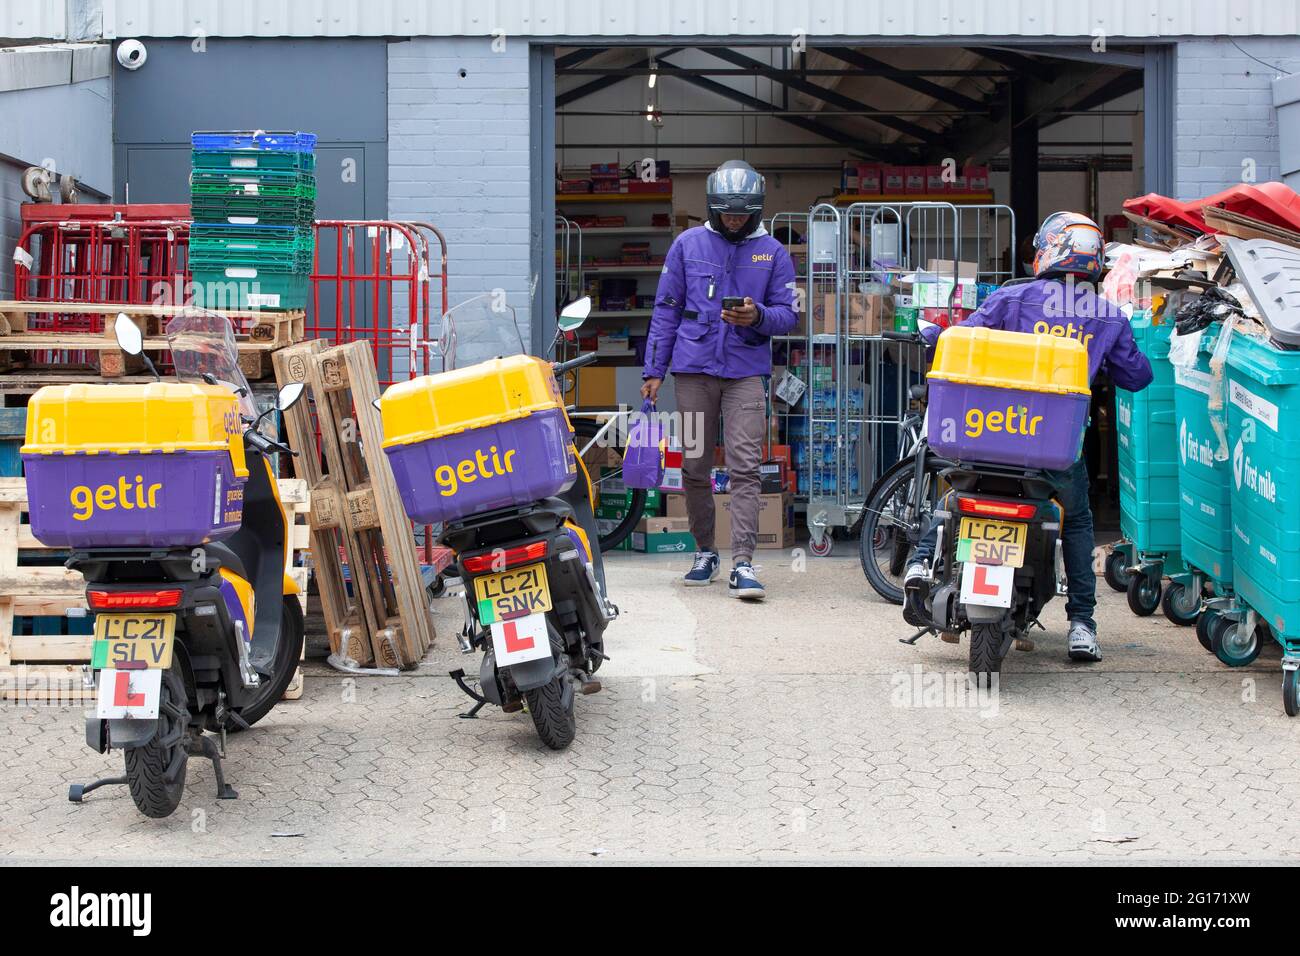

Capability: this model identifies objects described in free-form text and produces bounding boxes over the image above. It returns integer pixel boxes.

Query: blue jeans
[911,458,1096,631]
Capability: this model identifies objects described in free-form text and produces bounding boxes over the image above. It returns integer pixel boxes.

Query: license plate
[957,517,1027,569]
[90,613,176,670]
[473,563,552,625]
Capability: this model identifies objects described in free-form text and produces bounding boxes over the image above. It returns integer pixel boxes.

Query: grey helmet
[706,160,765,243]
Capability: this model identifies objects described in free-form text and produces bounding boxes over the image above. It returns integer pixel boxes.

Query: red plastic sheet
[1124,182,1300,235]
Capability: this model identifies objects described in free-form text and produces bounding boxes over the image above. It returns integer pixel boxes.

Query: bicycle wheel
[571,416,647,552]
[859,452,944,605]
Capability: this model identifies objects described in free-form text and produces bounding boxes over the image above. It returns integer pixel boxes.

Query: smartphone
[722,296,745,310]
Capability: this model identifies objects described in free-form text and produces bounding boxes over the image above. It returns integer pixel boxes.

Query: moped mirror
[557,296,592,333]
[277,382,306,412]
[114,313,144,357]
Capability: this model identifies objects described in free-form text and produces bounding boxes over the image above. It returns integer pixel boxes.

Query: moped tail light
[87,588,183,610]
[461,540,549,574]
[956,496,1038,521]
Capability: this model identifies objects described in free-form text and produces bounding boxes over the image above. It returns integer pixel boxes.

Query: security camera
[117,39,147,70]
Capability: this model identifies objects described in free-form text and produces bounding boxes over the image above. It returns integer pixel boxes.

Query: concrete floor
[2,548,1298,864]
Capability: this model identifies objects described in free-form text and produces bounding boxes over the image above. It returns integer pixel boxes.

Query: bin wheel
[809,535,833,558]
[1195,610,1217,652]
[1126,573,1161,617]
[1210,617,1260,668]
[1283,670,1300,718]
[1103,550,1132,593]
[1160,581,1199,627]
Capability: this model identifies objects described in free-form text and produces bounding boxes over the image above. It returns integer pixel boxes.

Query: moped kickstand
[187,733,238,800]
[900,627,938,646]
[449,668,489,719]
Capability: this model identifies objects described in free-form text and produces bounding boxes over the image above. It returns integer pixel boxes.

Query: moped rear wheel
[524,622,576,750]
[968,623,1003,679]
[124,664,190,819]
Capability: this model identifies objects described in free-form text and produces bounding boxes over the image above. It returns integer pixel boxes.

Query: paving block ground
[2,550,1298,864]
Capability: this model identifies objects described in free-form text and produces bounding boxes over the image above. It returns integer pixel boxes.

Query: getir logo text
[71,476,162,521]
[964,404,1042,438]
[751,253,773,263]
[436,446,517,497]
[1033,319,1093,348]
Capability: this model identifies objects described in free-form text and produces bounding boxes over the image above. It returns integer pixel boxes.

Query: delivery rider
[906,212,1154,661]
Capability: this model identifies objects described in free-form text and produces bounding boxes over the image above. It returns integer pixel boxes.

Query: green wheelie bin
[1107,305,1189,617]
[1170,324,1236,646]
[1224,330,1300,715]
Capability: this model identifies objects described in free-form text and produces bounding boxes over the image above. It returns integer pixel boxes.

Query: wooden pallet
[0,477,311,702]
[274,339,435,670]
[0,301,304,380]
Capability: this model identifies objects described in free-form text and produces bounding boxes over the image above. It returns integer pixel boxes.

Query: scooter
[904,463,1067,678]
[21,310,306,818]
[379,295,616,749]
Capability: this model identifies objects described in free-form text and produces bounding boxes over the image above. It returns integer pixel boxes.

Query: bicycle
[858,326,949,604]
[567,408,648,551]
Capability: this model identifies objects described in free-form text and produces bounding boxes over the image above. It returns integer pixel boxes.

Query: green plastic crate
[190,267,309,312]
[190,176,317,200]
[191,150,316,173]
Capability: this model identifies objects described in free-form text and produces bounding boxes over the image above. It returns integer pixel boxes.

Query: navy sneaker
[683,550,720,586]
[729,562,765,600]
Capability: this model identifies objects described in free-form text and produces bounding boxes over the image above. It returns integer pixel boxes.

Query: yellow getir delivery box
[380,354,577,524]
[20,382,249,548]
[926,325,1091,470]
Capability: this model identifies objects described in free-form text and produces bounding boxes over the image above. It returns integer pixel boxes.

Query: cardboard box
[904,166,927,194]
[632,516,696,554]
[714,492,794,551]
[883,166,905,193]
[857,164,882,193]
[965,165,989,191]
[926,165,948,193]
[926,258,979,282]
[759,460,786,494]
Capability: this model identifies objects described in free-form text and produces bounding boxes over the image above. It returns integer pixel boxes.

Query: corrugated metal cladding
[0,3,66,40]
[86,0,1300,41]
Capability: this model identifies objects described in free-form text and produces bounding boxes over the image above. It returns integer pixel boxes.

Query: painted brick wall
[388,37,533,364]
[1175,37,1300,199]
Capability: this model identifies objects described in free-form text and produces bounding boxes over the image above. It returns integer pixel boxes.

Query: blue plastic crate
[191,130,318,153]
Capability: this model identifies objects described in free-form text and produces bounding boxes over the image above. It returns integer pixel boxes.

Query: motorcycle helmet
[705,160,765,243]
[1033,211,1105,282]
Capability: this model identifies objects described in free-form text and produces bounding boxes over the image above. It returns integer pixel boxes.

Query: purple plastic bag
[622,399,664,489]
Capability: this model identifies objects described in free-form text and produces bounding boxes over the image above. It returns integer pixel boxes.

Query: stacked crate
[188,131,317,312]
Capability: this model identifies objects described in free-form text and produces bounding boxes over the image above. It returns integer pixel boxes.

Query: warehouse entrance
[544,40,1161,533]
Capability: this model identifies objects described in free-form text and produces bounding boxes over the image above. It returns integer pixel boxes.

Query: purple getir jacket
[643,224,797,380]
[923,277,1154,391]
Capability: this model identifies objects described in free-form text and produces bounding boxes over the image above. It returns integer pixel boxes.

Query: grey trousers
[674,373,766,563]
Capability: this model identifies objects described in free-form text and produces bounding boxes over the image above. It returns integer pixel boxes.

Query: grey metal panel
[111,38,386,144]
[1143,44,1174,197]
[530,44,555,355]
[113,37,386,218]
[104,0,1300,40]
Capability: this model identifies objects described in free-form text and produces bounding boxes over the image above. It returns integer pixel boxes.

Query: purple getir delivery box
[925,326,1091,471]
